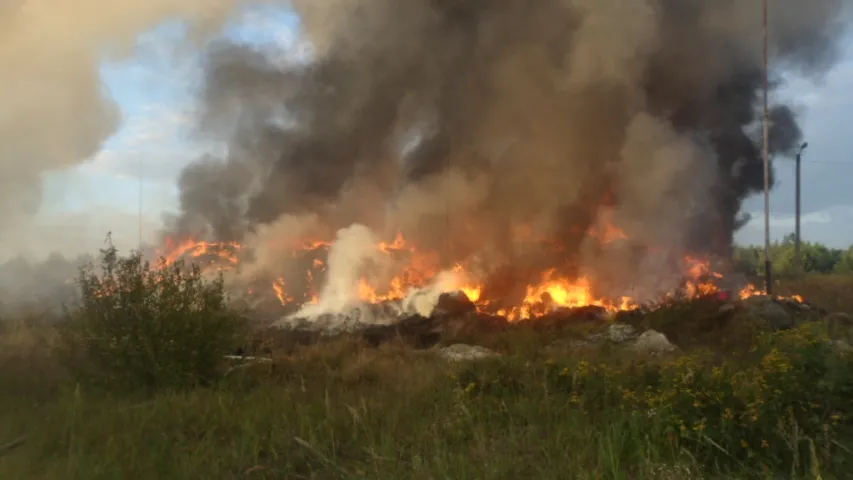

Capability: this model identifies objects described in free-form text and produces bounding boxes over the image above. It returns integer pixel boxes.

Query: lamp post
[762,0,772,294]
[794,141,808,273]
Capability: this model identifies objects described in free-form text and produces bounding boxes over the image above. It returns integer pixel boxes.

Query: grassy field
[772,275,853,315]
[2,272,853,479]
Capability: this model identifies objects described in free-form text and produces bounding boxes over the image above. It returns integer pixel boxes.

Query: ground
[2,275,853,479]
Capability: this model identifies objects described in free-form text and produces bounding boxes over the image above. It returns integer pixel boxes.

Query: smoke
[0,0,283,314]
[168,0,850,305]
[294,224,384,315]
[0,252,87,317]
[287,223,467,328]
[0,0,247,252]
[5,1,846,315]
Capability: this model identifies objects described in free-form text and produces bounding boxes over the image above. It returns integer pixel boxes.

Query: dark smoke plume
[171,0,851,300]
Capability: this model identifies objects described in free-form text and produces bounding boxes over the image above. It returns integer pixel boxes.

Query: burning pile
[150,0,844,327]
[155,226,786,327]
[0,1,846,324]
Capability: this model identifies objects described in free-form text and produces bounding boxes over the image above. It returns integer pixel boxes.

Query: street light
[794,141,808,273]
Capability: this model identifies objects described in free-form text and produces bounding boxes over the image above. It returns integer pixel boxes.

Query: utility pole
[794,142,808,273]
[762,0,773,295]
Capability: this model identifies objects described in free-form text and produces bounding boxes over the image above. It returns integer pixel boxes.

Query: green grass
[0,330,708,479]
[2,275,853,479]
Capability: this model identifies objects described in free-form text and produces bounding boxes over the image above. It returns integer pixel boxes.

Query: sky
[736,38,853,249]
[31,6,306,256]
[31,8,853,255]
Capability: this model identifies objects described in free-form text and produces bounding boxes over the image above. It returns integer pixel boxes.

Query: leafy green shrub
[453,322,853,477]
[59,237,246,393]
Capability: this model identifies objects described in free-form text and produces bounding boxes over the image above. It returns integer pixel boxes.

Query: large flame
[154,220,795,322]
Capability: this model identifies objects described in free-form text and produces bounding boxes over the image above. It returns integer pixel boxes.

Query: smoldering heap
[166,0,849,321]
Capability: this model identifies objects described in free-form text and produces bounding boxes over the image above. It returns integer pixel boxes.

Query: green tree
[733,234,847,276]
[834,245,853,274]
[732,245,761,276]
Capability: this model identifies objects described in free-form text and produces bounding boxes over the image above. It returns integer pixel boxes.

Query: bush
[453,322,853,477]
[59,237,246,393]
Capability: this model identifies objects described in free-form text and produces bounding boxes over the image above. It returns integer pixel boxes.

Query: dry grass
[775,274,853,315]
[0,332,699,479]
[0,274,852,479]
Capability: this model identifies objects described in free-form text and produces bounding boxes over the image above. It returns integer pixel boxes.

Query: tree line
[733,233,853,276]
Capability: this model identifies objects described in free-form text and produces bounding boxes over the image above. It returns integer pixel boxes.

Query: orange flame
[586,208,628,244]
[157,229,804,318]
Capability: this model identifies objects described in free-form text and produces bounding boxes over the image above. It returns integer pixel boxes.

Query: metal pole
[794,142,807,274]
[762,0,772,295]
[794,151,801,273]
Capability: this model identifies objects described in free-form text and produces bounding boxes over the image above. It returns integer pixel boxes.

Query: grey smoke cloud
[2,0,850,311]
[170,0,851,300]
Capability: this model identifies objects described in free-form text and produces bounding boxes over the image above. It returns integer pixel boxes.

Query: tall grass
[2,255,853,479]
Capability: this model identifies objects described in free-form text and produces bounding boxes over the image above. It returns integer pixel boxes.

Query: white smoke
[277,223,472,329]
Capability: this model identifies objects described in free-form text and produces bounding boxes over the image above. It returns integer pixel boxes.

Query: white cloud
[736,205,853,248]
[741,210,833,229]
[79,101,202,183]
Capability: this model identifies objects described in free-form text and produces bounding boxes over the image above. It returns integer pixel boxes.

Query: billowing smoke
[3,1,849,317]
[168,0,850,311]
[0,0,246,256]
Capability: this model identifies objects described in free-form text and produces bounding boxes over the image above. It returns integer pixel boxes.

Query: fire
[378,232,409,253]
[157,237,242,268]
[272,278,293,305]
[156,228,804,321]
[586,208,628,244]
[448,263,483,304]
[350,234,449,304]
[737,283,761,299]
[497,270,637,321]
[683,256,725,298]
[460,285,482,303]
